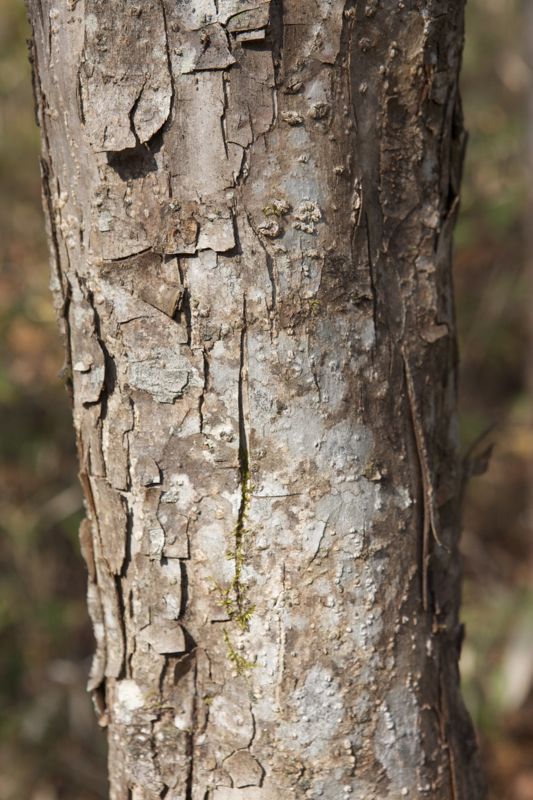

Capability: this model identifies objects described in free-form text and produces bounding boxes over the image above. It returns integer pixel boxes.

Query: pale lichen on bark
[26,0,486,798]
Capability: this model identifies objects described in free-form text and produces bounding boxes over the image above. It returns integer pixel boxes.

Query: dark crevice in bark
[220,71,230,160]
[264,248,277,316]
[91,683,108,726]
[248,705,258,750]
[198,347,209,434]
[128,81,148,148]
[60,278,74,403]
[107,144,158,180]
[365,212,378,344]
[184,658,199,800]
[268,0,284,85]
[174,287,192,348]
[225,207,243,257]
[232,136,251,190]
[46,5,52,65]
[124,397,134,493]
[27,36,42,129]
[127,587,136,677]
[121,508,134,589]
[158,657,169,697]
[235,297,250,612]
[89,297,115,437]
[113,574,128,680]
[238,38,272,54]
[175,261,192,346]
[76,68,85,125]
[402,349,445,613]
[173,650,195,683]
[178,559,189,620]
[159,0,175,129]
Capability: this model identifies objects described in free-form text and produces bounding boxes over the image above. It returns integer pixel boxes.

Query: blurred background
[0,0,532,797]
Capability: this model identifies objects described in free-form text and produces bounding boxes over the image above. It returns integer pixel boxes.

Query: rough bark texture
[27,1,486,798]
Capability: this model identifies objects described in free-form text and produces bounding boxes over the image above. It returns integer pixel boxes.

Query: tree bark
[26,1,485,798]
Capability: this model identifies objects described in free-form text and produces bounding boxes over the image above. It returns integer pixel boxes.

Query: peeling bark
[26,1,486,798]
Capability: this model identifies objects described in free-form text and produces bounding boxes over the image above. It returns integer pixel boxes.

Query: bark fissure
[402,347,444,612]
[219,298,256,673]
[234,298,251,615]
[185,659,199,800]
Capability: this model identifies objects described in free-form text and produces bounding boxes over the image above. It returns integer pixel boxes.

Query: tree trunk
[26,1,485,798]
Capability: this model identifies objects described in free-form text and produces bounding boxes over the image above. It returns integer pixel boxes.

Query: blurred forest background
[0,0,532,797]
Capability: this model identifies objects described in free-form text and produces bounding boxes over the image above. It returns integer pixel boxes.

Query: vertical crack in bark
[113,574,128,679]
[365,212,378,347]
[46,7,53,67]
[176,260,192,346]
[219,297,256,673]
[127,79,147,147]
[159,0,175,118]
[124,396,135,493]
[235,296,250,615]
[127,586,136,677]
[198,347,209,434]
[402,348,445,612]
[120,508,134,578]
[438,668,459,800]
[158,658,169,700]
[179,559,189,619]
[185,658,199,800]
[248,704,257,751]
[90,294,115,415]
[60,278,74,401]
[402,348,431,612]
[264,248,277,322]
[220,70,230,160]
[268,0,284,88]
[76,67,85,124]
[243,208,277,334]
